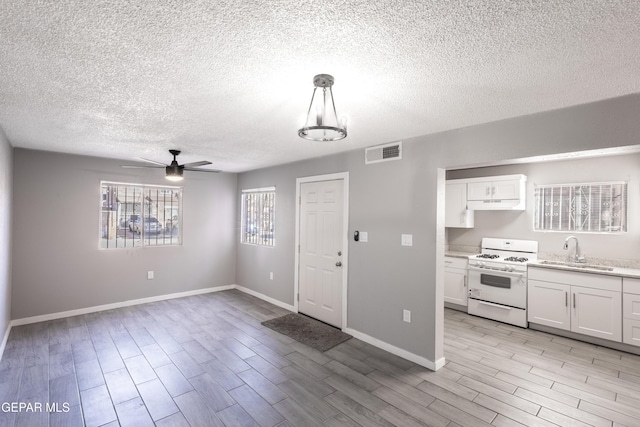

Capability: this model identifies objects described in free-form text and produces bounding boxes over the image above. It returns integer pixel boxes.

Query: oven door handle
[468,267,525,277]
[477,301,512,310]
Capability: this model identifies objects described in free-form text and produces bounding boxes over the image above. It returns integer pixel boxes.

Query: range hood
[467,199,526,211]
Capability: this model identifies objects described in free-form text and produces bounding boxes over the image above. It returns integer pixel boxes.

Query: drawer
[468,299,527,328]
[623,318,640,347]
[528,266,621,292]
[624,292,640,321]
[623,277,640,295]
[445,256,468,270]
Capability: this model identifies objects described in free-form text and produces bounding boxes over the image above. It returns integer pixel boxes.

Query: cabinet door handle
[486,187,490,196]
[565,291,568,307]
[572,293,576,309]
[492,186,496,195]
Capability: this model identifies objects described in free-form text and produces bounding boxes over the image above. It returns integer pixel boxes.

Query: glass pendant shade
[165,165,184,181]
[298,74,347,141]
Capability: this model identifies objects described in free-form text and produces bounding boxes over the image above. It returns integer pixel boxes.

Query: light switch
[147,271,154,280]
[403,309,411,323]
[401,234,413,246]
[360,231,368,242]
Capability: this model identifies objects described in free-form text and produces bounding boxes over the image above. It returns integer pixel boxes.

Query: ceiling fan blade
[121,165,165,169]
[181,160,212,168]
[137,157,167,166]
[183,167,221,173]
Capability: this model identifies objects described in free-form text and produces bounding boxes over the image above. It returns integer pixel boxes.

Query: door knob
[335,261,342,267]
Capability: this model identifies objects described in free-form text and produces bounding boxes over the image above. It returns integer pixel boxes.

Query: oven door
[468,267,527,309]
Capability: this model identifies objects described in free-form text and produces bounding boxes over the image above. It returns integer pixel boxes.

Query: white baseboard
[233,285,295,312]
[344,327,445,371]
[11,285,234,327]
[4,284,444,374]
[231,286,443,371]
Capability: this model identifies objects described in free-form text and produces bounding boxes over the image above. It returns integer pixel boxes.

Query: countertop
[445,251,640,279]
[528,261,640,279]
[445,251,477,259]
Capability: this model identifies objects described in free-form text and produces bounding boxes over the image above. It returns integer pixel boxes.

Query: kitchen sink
[538,260,614,271]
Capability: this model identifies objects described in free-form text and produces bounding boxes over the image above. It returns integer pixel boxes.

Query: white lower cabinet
[528,267,622,342]
[623,277,640,346]
[528,280,570,331]
[444,257,468,307]
[571,286,621,341]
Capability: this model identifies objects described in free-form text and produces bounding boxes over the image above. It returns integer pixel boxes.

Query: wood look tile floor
[1,291,640,426]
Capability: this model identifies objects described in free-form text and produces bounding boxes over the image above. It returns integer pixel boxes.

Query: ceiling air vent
[365,141,402,165]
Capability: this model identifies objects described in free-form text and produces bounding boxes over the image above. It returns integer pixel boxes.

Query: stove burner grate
[476,254,500,259]
[504,256,529,263]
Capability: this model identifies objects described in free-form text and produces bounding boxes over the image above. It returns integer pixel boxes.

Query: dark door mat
[261,313,351,352]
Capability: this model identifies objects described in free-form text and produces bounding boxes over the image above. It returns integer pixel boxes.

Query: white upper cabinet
[446,174,527,211]
[445,182,474,228]
[467,181,493,200]
[466,174,527,210]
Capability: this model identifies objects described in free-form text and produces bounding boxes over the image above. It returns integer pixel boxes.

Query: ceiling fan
[121,149,220,181]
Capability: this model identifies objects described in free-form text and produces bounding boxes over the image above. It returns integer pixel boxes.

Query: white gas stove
[467,238,538,327]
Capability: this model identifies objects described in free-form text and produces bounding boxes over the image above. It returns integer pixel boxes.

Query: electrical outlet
[403,309,411,323]
[147,271,154,280]
[401,234,413,246]
[269,272,274,280]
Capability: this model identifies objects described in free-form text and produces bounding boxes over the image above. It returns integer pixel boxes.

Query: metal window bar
[534,182,627,233]
[241,188,275,246]
[101,182,182,249]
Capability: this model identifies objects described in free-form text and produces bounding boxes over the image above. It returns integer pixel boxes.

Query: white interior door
[298,179,344,327]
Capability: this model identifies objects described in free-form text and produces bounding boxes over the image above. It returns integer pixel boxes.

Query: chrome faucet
[563,236,585,263]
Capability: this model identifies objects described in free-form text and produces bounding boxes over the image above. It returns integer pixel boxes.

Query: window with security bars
[534,182,627,233]
[100,182,182,249]
[241,187,275,246]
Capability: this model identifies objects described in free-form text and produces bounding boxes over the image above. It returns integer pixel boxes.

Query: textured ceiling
[1,1,639,172]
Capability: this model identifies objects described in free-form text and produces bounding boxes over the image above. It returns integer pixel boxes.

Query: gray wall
[447,154,640,262]
[12,149,238,319]
[236,93,640,366]
[0,127,12,339]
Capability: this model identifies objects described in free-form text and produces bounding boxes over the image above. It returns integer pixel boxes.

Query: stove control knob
[507,266,514,272]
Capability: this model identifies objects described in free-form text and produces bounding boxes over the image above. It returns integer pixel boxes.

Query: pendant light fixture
[298,74,347,141]
[165,165,184,182]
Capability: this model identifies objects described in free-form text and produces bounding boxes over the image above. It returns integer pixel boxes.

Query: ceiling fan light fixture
[298,74,347,142]
[165,165,184,182]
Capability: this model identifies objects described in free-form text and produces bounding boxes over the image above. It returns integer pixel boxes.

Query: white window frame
[241,186,276,247]
[100,181,183,249]
[533,181,627,233]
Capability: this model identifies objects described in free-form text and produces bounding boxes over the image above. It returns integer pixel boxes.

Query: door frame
[294,172,350,330]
